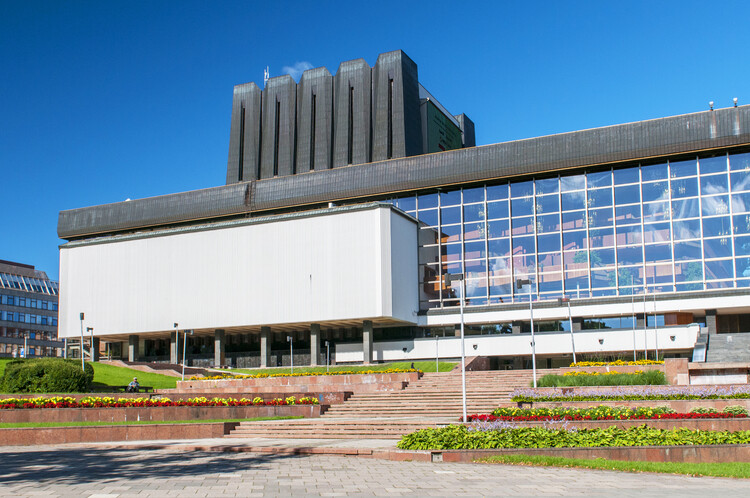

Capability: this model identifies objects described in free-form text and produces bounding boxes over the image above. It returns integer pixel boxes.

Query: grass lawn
[477,454,750,479]
[90,362,178,390]
[232,360,456,376]
[0,416,302,429]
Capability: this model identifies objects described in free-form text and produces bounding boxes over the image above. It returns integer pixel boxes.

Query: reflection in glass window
[672,219,701,240]
[588,188,613,208]
[590,248,615,267]
[731,192,750,214]
[700,174,728,195]
[465,260,487,279]
[615,204,641,225]
[463,222,485,241]
[535,177,559,195]
[536,195,559,214]
[465,278,487,297]
[564,250,589,271]
[440,190,461,207]
[731,172,750,192]
[441,206,461,225]
[511,216,534,236]
[538,252,562,272]
[487,219,510,238]
[417,209,438,226]
[616,225,642,245]
[643,201,670,222]
[587,170,612,188]
[589,228,614,248]
[613,167,639,185]
[537,233,561,253]
[440,224,461,243]
[464,204,485,222]
[675,261,703,283]
[488,257,511,275]
[462,187,485,204]
[464,241,486,260]
[735,235,750,256]
[562,230,587,251]
[670,159,697,178]
[704,237,732,259]
[487,201,509,219]
[703,216,731,237]
[700,155,727,175]
[670,177,699,198]
[561,174,585,192]
[591,269,616,288]
[513,236,536,255]
[673,241,701,261]
[561,191,586,211]
[565,271,589,292]
[418,192,438,209]
[486,184,509,201]
[588,208,614,228]
[441,243,462,262]
[642,181,669,203]
[733,214,750,235]
[672,198,699,219]
[562,211,586,230]
[729,152,750,171]
[705,259,734,280]
[539,273,563,293]
[702,195,730,217]
[513,255,536,273]
[615,184,640,205]
[511,197,533,217]
[511,181,533,198]
[645,243,672,263]
[642,163,668,181]
[617,246,643,266]
[489,277,512,296]
[735,257,750,279]
[488,239,511,258]
[645,264,674,285]
[618,267,642,287]
[537,213,561,233]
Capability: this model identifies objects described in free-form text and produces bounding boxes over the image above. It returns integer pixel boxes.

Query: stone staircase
[706,334,750,363]
[226,368,552,439]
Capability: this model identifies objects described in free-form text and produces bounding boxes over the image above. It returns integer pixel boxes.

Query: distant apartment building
[0,260,62,357]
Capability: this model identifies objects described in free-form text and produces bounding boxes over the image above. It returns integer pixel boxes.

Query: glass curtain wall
[386,151,750,310]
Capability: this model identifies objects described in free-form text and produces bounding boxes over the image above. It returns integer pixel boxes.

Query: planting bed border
[468,417,750,432]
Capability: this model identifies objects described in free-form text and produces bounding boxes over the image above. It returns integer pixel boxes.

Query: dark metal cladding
[58,106,750,239]
[333,58,371,168]
[226,82,262,183]
[260,75,297,178]
[296,67,334,173]
[454,113,476,148]
[372,50,422,161]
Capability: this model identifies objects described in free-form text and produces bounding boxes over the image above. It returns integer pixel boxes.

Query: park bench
[112,385,155,393]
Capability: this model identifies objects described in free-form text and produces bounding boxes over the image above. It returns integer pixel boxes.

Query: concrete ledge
[485,417,750,431]
[519,399,750,411]
[0,404,326,424]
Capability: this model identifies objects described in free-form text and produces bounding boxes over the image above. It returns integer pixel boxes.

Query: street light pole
[287,336,294,373]
[559,297,575,364]
[518,279,536,388]
[446,273,467,423]
[79,312,85,371]
[435,333,439,372]
[325,341,330,373]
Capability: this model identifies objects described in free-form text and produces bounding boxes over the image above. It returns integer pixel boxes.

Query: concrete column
[310,323,321,366]
[128,335,139,362]
[705,310,718,335]
[170,332,178,364]
[511,321,522,335]
[636,313,646,330]
[92,337,100,362]
[260,327,271,368]
[572,317,583,332]
[363,320,373,365]
[138,338,147,359]
[214,329,225,367]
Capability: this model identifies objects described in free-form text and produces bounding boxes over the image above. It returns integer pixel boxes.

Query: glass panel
[591,269,616,288]
[735,257,750,278]
[642,181,670,203]
[441,206,461,225]
[641,163,668,181]
[735,235,750,256]
[669,177,698,199]
[538,252,562,272]
[704,237,733,259]
[464,241,486,260]
[441,243,462,262]
[645,264,674,285]
[702,195,730,217]
[670,158,697,178]
[511,216,535,236]
[535,177,559,195]
[486,184,509,201]
[487,219,511,238]
[562,210,586,230]
[702,216,731,237]
[615,204,641,225]
[539,273,563,293]
[487,200,509,219]
[440,224,461,243]
[615,184,640,205]
[419,246,440,264]
[675,261,703,283]
[418,192,438,209]
[700,174,728,195]
[672,198,699,219]
[643,201,670,222]
[488,276,512,296]
[488,239,511,258]
[440,190,461,207]
[463,222,485,241]
[417,209,438,226]
[673,240,701,261]
[463,186,485,204]
[590,248,615,267]
[561,191,586,211]
[537,233,561,253]
[565,271,589,292]
[488,257,511,275]
[512,236,536,255]
[536,195,559,215]
[616,225,642,245]
[731,172,750,192]
[705,259,734,280]
[511,197,533,217]
[644,243,672,263]
[617,246,643,266]
[588,207,614,228]
[613,167,639,185]
[731,192,750,213]
[729,152,750,171]
[700,155,727,175]
[466,278,487,297]
[588,228,614,248]
[465,260,487,279]
[513,255,536,273]
[587,188,612,208]
[733,214,750,235]
[672,219,701,240]
[537,213,561,233]
[706,280,733,290]
[464,204,486,222]
[587,170,611,188]
[510,181,533,198]
[561,174,585,192]
[562,230,587,251]
[618,267,642,287]
[397,196,416,212]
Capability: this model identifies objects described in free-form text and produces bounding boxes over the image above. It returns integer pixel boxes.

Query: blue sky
[2,1,749,280]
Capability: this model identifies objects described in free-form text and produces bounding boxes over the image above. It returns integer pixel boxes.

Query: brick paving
[0,445,749,496]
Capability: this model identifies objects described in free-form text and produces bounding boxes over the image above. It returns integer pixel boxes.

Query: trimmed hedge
[0,359,94,393]
[535,370,667,387]
[397,424,750,450]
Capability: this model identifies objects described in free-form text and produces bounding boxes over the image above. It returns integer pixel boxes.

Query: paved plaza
[0,444,749,497]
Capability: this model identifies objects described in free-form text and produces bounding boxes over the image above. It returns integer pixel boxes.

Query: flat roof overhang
[58,106,750,240]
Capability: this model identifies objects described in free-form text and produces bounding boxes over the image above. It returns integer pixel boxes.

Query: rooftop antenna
[734,97,738,108]
[263,66,269,86]
[709,101,714,111]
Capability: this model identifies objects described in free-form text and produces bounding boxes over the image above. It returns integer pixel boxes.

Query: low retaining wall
[0,404,326,424]
[476,417,750,431]
[0,422,238,446]
[175,372,420,394]
[0,392,351,404]
[518,399,750,411]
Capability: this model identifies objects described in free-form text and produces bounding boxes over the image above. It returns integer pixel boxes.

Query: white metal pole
[529,283,537,388]
[288,337,294,373]
[89,327,94,361]
[326,341,330,373]
[63,338,67,359]
[181,329,187,381]
[654,292,659,360]
[24,334,27,358]
[459,277,467,423]
[632,287,637,361]
[643,289,648,359]
[435,334,439,372]
[79,313,85,371]
[567,300,576,364]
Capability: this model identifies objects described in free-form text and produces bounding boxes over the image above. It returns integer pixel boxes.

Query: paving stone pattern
[1,446,750,497]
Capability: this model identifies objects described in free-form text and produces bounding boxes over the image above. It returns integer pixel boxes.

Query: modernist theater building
[58,51,750,368]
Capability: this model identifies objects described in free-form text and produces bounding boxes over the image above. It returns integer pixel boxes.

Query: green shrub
[723,405,749,416]
[535,370,667,387]
[397,425,750,451]
[689,407,718,414]
[0,359,94,393]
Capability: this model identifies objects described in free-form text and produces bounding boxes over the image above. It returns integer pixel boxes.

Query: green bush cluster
[0,359,94,393]
[690,405,749,416]
[491,405,676,418]
[536,370,667,387]
[396,424,750,451]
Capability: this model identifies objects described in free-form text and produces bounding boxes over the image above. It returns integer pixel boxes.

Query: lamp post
[181,328,193,381]
[325,341,330,373]
[23,333,27,358]
[518,279,537,388]
[86,327,94,362]
[287,336,294,373]
[435,333,439,372]
[446,273,467,423]
[78,312,85,371]
[558,297,576,364]
[653,291,659,360]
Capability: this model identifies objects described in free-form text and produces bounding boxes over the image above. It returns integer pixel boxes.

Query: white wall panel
[59,206,418,338]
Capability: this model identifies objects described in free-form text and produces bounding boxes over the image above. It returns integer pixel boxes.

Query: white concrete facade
[58,205,419,339]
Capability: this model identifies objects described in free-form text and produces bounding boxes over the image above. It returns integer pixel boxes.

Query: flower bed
[537,370,667,387]
[0,396,318,410]
[396,424,750,450]
[570,360,664,367]
[193,368,418,381]
[464,405,749,422]
[513,385,750,402]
